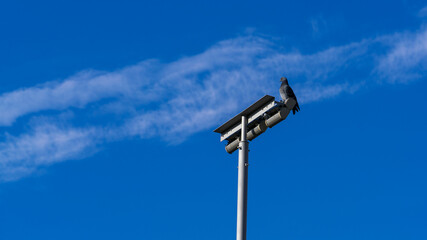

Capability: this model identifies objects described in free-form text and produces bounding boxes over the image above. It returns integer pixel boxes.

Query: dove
[279,77,300,115]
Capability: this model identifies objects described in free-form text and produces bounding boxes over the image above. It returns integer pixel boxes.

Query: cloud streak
[375,27,427,83]
[0,25,426,182]
[0,124,100,181]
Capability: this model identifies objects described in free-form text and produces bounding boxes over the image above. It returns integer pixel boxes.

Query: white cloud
[0,26,427,182]
[0,124,100,181]
[309,15,328,38]
[419,6,427,18]
[0,60,158,126]
[375,28,427,83]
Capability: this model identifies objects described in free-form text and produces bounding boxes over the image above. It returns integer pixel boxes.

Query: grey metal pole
[236,115,249,240]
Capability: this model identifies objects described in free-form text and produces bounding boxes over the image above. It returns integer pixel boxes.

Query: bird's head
[280,77,288,84]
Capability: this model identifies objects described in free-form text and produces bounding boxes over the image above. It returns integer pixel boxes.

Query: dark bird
[279,77,300,115]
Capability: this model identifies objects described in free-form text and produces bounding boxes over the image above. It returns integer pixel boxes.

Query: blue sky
[0,0,426,239]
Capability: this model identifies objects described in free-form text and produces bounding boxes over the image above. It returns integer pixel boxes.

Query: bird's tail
[292,103,300,115]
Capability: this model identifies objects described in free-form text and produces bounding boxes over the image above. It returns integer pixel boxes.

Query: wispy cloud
[419,6,427,18]
[375,28,427,83]
[1,24,427,182]
[0,124,100,181]
[0,61,158,126]
[309,15,329,38]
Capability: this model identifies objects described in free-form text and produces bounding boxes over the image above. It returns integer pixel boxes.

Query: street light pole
[214,95,296,240]
[236,115,249,240]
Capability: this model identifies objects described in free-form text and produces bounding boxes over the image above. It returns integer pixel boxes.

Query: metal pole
[236,115,249,240]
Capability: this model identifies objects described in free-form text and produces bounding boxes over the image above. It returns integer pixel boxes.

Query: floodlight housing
[214,95,296,153]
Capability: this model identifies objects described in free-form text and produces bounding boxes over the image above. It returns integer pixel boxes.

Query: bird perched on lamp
[279,77,300,115]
